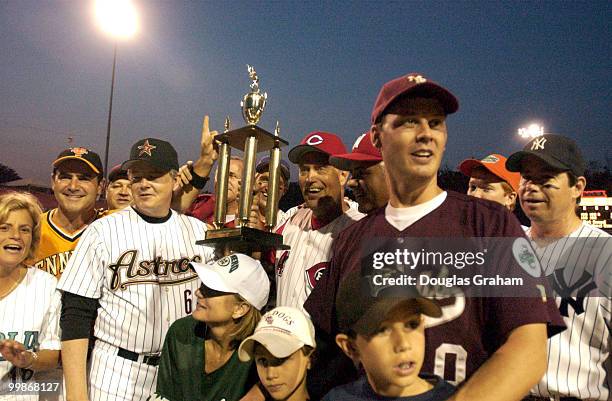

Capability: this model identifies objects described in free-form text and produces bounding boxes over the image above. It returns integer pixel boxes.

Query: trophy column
[197,65,289,251]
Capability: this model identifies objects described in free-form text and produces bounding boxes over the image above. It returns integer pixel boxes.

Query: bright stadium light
[95,0,139,39]
[518,123,544,139]
[94,0,139,179]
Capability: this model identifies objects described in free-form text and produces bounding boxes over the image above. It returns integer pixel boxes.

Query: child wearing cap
[155,253,270,401]
[323,272,455,401]
[238,306,316,401]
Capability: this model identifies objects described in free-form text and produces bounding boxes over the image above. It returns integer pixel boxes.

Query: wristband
[23,350,38,369]
[190,170,209,190]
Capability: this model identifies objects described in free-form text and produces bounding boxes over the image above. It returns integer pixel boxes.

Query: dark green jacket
[156,316,257,401]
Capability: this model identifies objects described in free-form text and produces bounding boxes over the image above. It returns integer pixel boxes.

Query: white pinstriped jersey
[275,206,364,314]
[528,222,611,400]
[0,268,62,401]
[56,206,215,354]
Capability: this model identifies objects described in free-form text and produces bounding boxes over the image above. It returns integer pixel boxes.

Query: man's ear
[338,169,349,187]
[370,125,382,150]
[97,177,106,197]
[335,334,359,364]
[505,191,517,209]
[572,176,586,200]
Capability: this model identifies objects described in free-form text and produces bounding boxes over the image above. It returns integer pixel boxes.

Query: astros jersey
[306,192,565,386]
[0,268,61,401]
[32,208,108,278]
[57,206,214,353]
[275,205,364,314]
[528,222,611,400]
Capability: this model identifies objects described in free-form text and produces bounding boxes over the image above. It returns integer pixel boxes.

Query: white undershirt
[385,191,447,231]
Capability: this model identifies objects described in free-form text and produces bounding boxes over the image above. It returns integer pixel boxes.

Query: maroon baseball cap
[330,131,382,171]
[288,131,347,164]
[107,164,128,183]
[371,73,459,124]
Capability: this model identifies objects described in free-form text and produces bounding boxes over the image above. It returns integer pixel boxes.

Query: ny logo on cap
[407,74,427,84]
[531,138,547,151]
[138,139,157,157]
[71,147,89,157]
[306,134,324,146]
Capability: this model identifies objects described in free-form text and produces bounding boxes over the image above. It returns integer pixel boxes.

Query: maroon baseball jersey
[185,193,216,223]
[305,191,565,385]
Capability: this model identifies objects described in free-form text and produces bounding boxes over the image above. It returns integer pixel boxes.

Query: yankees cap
[107,164,128,183]
[190,253,270,311]
[122,138,179,172]
[330,130,382,171]
[288,131,347,164]
[238,306,316,362]
[506,134,585,177]
[256,156,291,182]
[459,153,521,192]
[371,72,459,124]
[53,147,103,176]
[336,270,441,336]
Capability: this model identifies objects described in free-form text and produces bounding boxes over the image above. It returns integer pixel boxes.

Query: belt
[523,396,581,401]
[117,348,161,366]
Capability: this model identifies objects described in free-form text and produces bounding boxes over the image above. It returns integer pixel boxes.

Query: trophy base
[196,226,289,252]
[215,125,289,151]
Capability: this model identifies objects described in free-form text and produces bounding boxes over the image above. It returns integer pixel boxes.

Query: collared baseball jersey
[0,267,61,401]
[306,192,565,389]
[528,222,611,400]
[275,206,364,314]
[32,208,108,278]
[57,206,215,354]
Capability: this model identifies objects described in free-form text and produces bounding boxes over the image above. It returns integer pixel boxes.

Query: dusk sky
[1,1,610,185]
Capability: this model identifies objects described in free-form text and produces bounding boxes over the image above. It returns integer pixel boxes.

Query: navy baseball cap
[371,73,459,124]
[53,147,103,177]
[122,138,179,172]
[256,156,291,182]
[506,134,585,177]
[336,270,441,336]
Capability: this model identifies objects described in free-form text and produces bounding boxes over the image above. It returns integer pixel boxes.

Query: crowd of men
[0,72,609,401]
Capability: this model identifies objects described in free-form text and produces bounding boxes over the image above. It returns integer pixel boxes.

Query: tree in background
[0,163,21,184]
[584,160,611,195]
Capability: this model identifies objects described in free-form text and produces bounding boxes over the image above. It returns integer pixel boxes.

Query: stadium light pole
[95,0,139,178]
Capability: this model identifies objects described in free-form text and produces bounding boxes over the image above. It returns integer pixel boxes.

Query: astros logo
[138,139,157,157]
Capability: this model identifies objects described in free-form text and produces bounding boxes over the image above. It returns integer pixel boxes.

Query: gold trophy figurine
[198,65,289,252]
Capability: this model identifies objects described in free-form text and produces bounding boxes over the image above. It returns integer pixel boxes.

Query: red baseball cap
[288,131,347,164]
[458,153,521,192]
[371,73,459,124]
[330,131,382,171]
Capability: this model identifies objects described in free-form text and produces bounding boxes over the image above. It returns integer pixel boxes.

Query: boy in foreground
[324,271,454,400]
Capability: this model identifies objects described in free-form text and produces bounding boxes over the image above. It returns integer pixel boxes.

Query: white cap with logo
[190,253,270,311]
[238,306,316,361]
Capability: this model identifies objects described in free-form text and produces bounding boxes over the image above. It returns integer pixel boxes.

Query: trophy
[197,65,289,251]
